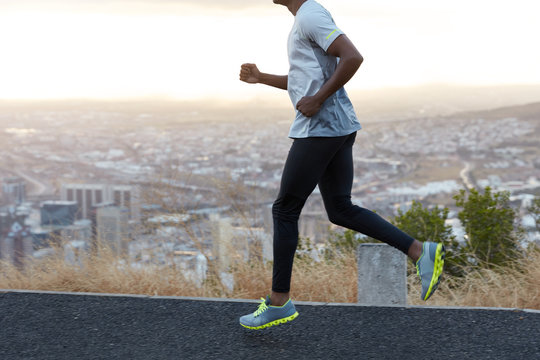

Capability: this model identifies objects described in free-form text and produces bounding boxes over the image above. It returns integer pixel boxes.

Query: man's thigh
[318,132,356,202]
[278,136,348,200]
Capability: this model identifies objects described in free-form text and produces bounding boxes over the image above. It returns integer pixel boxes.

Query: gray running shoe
[416,242,445,301]
[239,296,299,330]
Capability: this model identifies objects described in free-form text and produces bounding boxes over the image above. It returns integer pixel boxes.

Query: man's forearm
[259,73,288,90]
[314,56,362,103]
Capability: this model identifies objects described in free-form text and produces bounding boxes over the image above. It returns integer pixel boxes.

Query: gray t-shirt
[287,0,362,138]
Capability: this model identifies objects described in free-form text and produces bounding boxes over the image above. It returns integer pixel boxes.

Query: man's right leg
[318,132,416,255]
[318,132,445,301]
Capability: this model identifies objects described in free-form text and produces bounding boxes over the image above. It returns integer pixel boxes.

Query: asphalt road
[1,290,539,359]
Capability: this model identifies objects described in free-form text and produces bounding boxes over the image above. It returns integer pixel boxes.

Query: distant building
[96,206,130,256]
[210,214,272,270]
[170,250,207,287]
[0,211,33,268]
[210,215,236,271]
[110,185,140,220]
[61,184,108,220]
[233,226,272,263]
[263,203,328,245]
[61,183,140,221]
[40,201,78,226]
[2,177,26,205]
[34,203,92,252]
[31,228,58,249]
[60,219,92,245]
[89,201,115,244]
[299,211,330,244]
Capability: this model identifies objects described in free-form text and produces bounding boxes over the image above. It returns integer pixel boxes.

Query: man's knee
[272,193,306,222]
[328,211,351,227]
[326,196,356,226]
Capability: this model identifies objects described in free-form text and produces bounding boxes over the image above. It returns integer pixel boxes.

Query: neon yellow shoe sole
[423,243,445,301]
[416,242,446,301]
[240,311,299,330]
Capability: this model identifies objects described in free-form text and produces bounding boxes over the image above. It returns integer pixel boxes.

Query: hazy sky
[0,0,539,100]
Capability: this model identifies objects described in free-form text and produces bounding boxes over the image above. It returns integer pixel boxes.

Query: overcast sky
[0,0,538,100]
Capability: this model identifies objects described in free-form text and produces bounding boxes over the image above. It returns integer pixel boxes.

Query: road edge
[2,288,539,314]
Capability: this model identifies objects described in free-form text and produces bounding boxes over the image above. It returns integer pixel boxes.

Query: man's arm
[239,63,288,90]
[296,35,363,117]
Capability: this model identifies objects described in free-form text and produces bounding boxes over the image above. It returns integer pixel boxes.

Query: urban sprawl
[1,101,539,286]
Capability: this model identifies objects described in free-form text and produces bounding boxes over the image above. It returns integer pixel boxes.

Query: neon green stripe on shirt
[326,29,338,40]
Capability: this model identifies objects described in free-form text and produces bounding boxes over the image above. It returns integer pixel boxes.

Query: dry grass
[3,243,540,310]
[1,244,209,298]
[409,249,540,309]
[230,254,358,303]
[0,240,358,303]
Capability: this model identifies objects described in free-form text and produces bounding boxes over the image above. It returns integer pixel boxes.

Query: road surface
[1,290,539,359]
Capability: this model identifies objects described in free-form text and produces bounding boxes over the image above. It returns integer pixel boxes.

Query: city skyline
[0,0,539,100]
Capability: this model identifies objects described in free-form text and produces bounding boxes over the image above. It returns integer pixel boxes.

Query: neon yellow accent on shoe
[426,243,444,300]
[240,311,299,330]
[269,298,292,308]
[253,297,269,316]
[239,296,299,330]
[416,242,446,301]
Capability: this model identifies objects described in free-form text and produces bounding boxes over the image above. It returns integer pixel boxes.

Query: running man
[238,0,445,330]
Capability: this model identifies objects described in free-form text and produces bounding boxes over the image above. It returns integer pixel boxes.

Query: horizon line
[2,83,540,103]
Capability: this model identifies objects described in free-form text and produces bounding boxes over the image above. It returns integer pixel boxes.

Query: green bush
[454,186,523,268]
[392,200,462,276]
[528,196,540,232]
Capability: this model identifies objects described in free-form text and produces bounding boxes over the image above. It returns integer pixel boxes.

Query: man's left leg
[270,135,351,304]
[240,135,350,329]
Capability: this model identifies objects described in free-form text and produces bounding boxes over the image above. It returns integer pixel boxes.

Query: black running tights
[272,132,415,293]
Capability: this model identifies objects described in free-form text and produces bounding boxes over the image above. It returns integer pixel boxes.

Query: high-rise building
[61,183,140,221]
[61,184,108,220]
[109,185,140,220]
[2,177,26,205]
[89,201,114,245]
[40,201,78,226]
[96,206,130,256]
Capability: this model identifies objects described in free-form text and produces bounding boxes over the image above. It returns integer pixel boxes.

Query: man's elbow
[349,53,363,70]
[355,53,364,67]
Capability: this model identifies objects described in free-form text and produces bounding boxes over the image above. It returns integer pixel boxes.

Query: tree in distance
[392,200,463,277]
[528,196,540,232]
[454,186,523,269]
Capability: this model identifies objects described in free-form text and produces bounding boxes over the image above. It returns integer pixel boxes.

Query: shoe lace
[253,298,268,317]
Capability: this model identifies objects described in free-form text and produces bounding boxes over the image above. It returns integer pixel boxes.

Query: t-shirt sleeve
[297,8,344,52]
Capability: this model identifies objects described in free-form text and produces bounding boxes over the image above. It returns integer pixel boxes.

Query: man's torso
[286,0,361,138]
